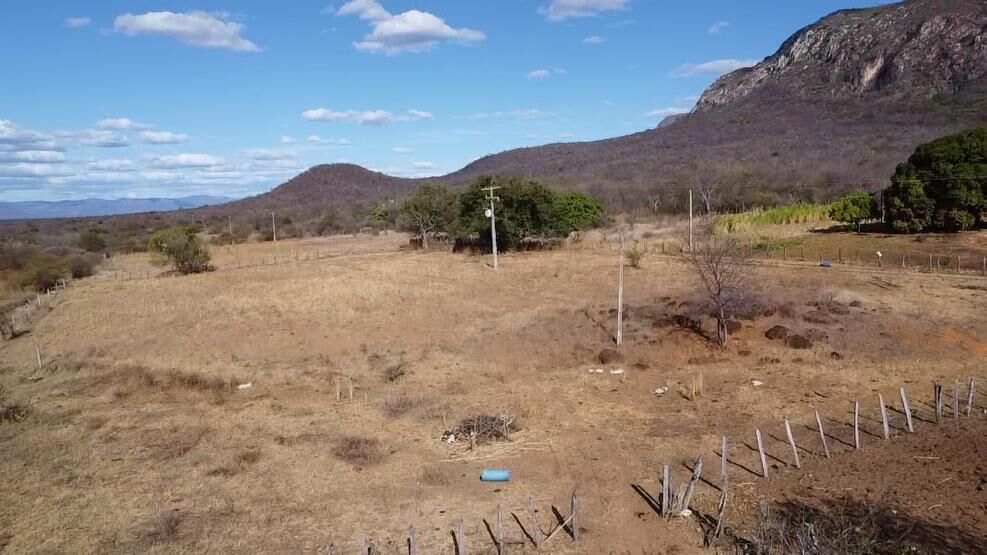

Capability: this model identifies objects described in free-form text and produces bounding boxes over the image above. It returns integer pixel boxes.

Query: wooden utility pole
[482,185,501,270]
[688,189,694,252]
[271,212,278,243]
[228,215,233,236]
[616,233,624,346]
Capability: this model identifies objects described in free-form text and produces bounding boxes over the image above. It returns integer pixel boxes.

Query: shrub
[147,226,213,274]
[18,253,68,291]
[398,183,458,249]
[67,253,100,279]
[334,436,386,466]
[78,229,106,253]
[549,192,605,235]
[626,244,644,268]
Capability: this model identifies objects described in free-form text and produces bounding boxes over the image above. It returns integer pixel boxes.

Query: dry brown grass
[1,232,985,553]
[334,436,386,466]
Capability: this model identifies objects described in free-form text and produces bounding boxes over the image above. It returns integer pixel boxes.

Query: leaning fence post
[35,344,43,370]
[879,394,890,440]
[815,409,830,458]
[528,498,542,547]
[784,419,800,469]
[755,429,769,478]
[967,378,976,416]
[900,387,914,432]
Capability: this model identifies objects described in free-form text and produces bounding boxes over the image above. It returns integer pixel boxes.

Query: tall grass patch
[715,204,831,234]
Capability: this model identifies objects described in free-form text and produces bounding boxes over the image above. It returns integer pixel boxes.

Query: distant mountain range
[0,196,232,220]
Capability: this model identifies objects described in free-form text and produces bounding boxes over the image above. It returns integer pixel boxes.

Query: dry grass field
[2,229,987,553]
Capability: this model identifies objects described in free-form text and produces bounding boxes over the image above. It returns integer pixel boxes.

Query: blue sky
[0,0,885,201]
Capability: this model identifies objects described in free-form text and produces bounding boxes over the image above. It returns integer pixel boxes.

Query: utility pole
[482,185,501,269]
[616,233,624,346]
[228,215,233,236]
[271,212,278,243]
[688,189,694,252]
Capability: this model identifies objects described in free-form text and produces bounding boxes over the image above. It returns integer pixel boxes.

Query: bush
[147,227,213,275]
[78,229,106,253]
[626,244,644,268]
[549,192,605,235]
[19,253,68,291]
[67,254,100,279]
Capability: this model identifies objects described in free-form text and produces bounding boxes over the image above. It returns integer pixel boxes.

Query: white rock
[237,382,253,390]
[610,368,625,375]
[751,380,764,387]
[654,386,669,395]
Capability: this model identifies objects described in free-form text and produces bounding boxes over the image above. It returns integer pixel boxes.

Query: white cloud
[140,130,189,144]
[306,135,351,145]
[582,35,607,44]
[302,108,432,125]
[558,132,576,139]
[150,153,224,168]
[0,163,74,178]
[707,21,729,34]
[412,161,437,170]
[78,130,130,148]
[392,147,413,154]
[97,117,152,130]
[337,0,485,54]
[337,0,390,21]
[244,149,295,161]
[65,17,92,28]
[280,136,298,144]
[0,151,66,163]
[87,159,135,171]
[406,109,434,121]
[670,58,758,78]
[541,0,627,21]
[0,121,63,153]
[113,11,260,52]
[527,69,551,80]
[643,107,690,118]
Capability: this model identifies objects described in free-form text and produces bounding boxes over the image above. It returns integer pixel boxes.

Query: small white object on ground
[654,386,669,395]
[594,368,605,374]
[610,368,625,375]
[237,382,253,390]
[678,509,692,517]
[751,380,764,387]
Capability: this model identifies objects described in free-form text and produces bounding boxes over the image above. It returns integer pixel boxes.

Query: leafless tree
[646,193,662,214]
[682,227,754,347]
[697,179,718,215]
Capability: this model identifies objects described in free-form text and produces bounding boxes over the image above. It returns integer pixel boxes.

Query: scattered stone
[654,386,669,395]
[752,380,764,387]
[598,348,621,364]
[237,382,253,390]
[765,325,789,340]
[830,351,844,360]
[786,335,813,349]
[610,368,625,375]
[849,300,863,308]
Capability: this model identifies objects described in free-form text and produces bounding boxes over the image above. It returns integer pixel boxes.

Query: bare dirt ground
[1,230,986,554]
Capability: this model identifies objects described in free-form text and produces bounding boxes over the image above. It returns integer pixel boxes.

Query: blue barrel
[480,469,511,482]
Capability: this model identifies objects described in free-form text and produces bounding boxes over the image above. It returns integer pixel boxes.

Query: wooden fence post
[661,465,671,516]
[879,393,890,440]
[900,387,914,432]
[570,489,579,543]
[458,517,466,555]
[853,401,860,449]
[967,378,976,416]
[784,418,800,469]
[953,380,959,420]
[528,498,542,547]
[815,409,830,458]
[409,526,417,555]
[755,429,769,478]
[721,436,729,480]
[934,382,943,425]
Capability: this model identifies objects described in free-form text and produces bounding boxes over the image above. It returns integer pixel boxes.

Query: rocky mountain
[695,0,987,112]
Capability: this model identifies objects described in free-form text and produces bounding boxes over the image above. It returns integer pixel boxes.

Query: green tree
[77,229,106,253]
[147,226,212,274]
[549,192,605,235]
[883,127,987,232]
[398,184,457,249]
[828,192,873,231]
